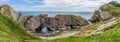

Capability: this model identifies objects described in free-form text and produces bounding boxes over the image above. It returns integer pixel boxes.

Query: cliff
[0,13,40,41]
[0,5,28,25]
[89,4,112,23]
[89,1,120,23]
[0,5,89,32]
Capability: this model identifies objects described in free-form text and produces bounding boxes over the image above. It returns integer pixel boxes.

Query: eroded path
[38,31,80,40]
[84,18,117,36]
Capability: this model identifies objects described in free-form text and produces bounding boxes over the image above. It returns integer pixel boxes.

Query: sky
[0,0,120,12]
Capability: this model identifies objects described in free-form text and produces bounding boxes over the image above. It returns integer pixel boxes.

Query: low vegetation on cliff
[0,14,43,42]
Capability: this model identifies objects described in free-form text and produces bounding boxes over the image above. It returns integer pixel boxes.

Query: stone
[89,4,112,23]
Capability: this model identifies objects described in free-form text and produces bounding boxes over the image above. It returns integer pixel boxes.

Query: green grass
[49,20,120,42]
[82,18,114,33]
[0,14,42,42]
[57,14,83,23]
[108,4,120,16]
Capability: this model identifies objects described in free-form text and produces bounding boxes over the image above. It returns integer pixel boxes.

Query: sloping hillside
[50,22,120,42]
[0,14,42,42]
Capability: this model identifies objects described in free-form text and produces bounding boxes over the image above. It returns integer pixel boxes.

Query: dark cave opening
[35,26,60,35]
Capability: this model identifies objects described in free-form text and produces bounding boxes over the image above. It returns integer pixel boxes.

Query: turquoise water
[19,11,93,19]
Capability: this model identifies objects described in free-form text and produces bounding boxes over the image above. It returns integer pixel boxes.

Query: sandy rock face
[24,16,41,31]
[0,5,20,20]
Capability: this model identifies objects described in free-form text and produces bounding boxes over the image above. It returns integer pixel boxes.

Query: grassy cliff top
[100,1,120,17]
[0,14,42,42]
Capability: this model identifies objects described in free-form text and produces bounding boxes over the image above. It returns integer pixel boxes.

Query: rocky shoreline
[0,5,89,36]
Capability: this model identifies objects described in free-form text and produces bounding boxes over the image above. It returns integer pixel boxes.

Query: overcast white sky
[0,0,120,12]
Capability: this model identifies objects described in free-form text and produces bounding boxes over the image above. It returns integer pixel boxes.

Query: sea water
[19,11,93,19]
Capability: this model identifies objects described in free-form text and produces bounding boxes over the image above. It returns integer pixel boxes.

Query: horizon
[18,11,93,12]
[0,0,120,12]
[18,10,93,19]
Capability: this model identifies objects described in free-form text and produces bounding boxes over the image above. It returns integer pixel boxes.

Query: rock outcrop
[0,5,89,32]
[0,5,28,25]
[89,4,112,23]
[44,14,89,31]
[89,1,120,23]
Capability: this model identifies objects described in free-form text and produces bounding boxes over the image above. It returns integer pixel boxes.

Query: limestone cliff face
[0,5,20,20]
[24,14,48,31]
[89,1,120,23]
[89,4,112,23]
[44,14,89,31]
[0,5,89,32]
[0,5,28,25]
[0,5,41,32]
